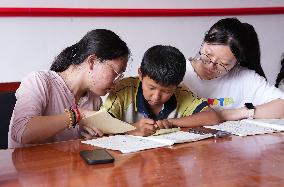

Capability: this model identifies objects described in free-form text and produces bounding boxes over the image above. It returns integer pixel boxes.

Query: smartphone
[80,149,114,165]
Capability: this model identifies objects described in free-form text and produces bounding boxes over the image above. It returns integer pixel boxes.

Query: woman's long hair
[275,54,284,87]
[204,17,266,79]
[50,29,130,72]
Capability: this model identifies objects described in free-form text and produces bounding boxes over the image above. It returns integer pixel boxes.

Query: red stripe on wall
[0,7,283,17]
[0,82,20,92]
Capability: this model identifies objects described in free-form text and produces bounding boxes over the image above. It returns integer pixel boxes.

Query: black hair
[50,29,130,72]
[275,53,284,87]
[204,17,266,79]
[140,45,186,86]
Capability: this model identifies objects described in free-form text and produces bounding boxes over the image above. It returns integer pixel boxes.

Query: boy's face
[139,75,177,108]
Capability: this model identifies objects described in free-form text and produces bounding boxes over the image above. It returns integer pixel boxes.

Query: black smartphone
[80,149,115,165]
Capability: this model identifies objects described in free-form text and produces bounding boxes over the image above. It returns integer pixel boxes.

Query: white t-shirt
[182,59,284,111]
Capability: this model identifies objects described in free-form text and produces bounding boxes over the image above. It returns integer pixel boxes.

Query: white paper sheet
[82,131,213,153]
[204,119,282,136]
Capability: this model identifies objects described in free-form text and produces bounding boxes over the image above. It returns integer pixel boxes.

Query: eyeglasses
[196,51,229,74]
[106,63,124,83]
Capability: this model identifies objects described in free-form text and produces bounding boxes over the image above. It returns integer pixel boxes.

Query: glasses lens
[199,53,227,73]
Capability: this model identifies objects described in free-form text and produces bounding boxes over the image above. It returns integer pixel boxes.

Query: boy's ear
[138,68,143,81]
[87,54,98,70]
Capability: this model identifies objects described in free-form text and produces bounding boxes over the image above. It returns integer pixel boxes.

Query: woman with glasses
[9,29,130,148]
[183,17,284,121]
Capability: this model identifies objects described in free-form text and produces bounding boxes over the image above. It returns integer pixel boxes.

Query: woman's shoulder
[22,70,58,83]
[227,65,262,80]
[19,70,64,93]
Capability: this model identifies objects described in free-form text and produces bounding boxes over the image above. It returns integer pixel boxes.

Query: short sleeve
[176,85,209,117]
[102,91,124,119]
[244,72,284,105]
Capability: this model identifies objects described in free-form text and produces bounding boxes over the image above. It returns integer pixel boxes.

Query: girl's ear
[138,68,143,81]
[86,54,98,70]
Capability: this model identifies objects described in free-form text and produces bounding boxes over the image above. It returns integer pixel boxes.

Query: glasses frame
[105,63,124,83]
[197,51,229,74]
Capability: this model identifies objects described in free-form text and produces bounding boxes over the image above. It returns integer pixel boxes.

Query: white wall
[0,1,284,85]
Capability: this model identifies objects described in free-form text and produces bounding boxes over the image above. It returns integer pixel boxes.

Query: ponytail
[50,29,130,72]
[204,18,266,79]
[275,54,284,87]
[50,43,79,72]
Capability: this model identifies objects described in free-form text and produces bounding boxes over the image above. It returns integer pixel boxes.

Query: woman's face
[194,43,237,80]
[88,57,128,96]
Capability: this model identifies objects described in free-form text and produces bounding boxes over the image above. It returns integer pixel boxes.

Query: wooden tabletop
[0,133,284,187]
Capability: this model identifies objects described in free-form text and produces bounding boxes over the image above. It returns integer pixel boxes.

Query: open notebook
[80,109,181,135]
[204,119,284,136]
[82,131,213,153]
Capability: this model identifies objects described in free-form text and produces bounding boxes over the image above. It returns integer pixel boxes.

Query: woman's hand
[80,125,104,140]
[128,118,156,136]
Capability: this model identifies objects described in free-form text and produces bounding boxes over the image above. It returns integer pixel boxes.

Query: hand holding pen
[154,119,174,130]
[128,118,156,136]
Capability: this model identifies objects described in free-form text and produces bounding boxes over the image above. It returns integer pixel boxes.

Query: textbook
[82,131,213,153]
[80,109,181,135]
[204,119,284,136]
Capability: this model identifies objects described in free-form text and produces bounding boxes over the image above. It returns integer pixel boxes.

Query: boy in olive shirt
[102,45,220,136]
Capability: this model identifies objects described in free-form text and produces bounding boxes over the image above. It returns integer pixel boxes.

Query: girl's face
[88,57,127,96]
[194,43,237,80]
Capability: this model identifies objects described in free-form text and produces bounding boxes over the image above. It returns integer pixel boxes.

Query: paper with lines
[204,119,284,136]
[82,131,213,153]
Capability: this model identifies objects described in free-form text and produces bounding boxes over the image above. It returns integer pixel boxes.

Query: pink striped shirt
[8,71,102,148]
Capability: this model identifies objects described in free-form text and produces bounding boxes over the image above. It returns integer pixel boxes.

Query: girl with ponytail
[183,17,284,121]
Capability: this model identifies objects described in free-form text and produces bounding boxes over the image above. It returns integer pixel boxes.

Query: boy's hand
[128,118,156,136]
[155,119,174,129]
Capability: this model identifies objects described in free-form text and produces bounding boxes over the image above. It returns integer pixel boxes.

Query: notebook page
[242,119,284,131]
[141,131,213,144]
[204,121,279,136]
[82,135,172,153]
[82,131,214,153]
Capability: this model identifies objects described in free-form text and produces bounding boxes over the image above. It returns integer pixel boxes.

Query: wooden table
[1,133,284,187]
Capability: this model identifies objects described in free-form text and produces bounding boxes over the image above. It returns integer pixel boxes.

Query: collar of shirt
[135,81,177,121]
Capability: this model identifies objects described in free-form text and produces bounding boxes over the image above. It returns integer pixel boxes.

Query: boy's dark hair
[50,29,130,72]
[275,53,284,87]
[204,17,266,79]
[140,45,186,86]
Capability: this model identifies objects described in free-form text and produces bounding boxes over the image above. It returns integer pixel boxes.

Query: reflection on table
[0,132,284,187]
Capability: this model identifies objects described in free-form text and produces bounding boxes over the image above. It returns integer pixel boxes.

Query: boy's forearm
[168,111,221,128]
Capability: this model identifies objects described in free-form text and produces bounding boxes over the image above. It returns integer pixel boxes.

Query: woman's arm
[22,114,70,144]
[21,108,101,144]
[219,99,284,121]
[168,107,221,128]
